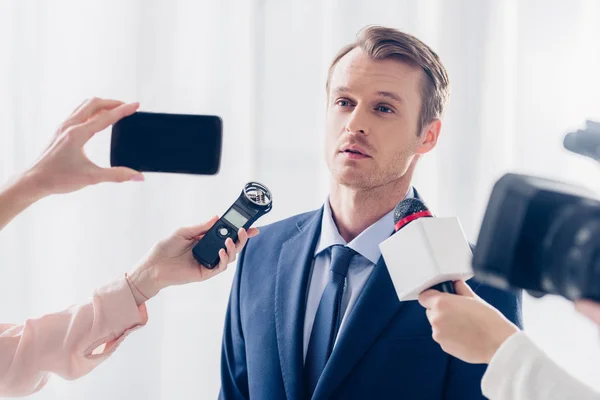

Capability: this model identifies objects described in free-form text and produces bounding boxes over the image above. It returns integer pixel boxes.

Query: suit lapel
[312,255,402,399]
[274,209,323,400]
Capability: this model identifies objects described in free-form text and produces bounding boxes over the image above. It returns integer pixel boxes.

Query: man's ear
[416,119,441,155]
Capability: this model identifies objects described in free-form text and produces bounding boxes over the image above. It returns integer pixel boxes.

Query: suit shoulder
[236,208,320,277]
[250,209,320,242]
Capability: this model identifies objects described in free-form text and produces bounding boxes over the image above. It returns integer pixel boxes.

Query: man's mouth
[345,149,364,155]
[340,145,370,158]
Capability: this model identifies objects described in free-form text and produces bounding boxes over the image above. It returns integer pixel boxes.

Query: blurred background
[1,0,600,398]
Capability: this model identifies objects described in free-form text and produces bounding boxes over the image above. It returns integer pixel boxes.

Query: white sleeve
[482,331,599,400]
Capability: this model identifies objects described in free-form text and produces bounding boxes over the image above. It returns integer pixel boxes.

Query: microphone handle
[431,281,455,294]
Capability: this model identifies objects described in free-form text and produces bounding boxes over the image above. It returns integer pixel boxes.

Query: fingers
[235,229,249,252]
[418,289,441,309]
[234,227,261,252]
[196,248,229,279]
[425,308,435,326]
[214,234,244,270]
[71,102,139,144]
[177,216,220,239]
[454,280,476,298]
[420,281,475,309]
[215,248,229,271]
[65,98,125,128]
[92,166,144,184]
[68,98,91,119]
[215,239,235,271]
[224,237,237,263]
[185,223,259,273]
[247,227,260,238]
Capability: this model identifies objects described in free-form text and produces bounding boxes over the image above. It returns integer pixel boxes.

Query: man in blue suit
[220,25,522,400]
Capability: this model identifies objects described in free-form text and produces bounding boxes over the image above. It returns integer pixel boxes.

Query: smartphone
[110,111,222,175]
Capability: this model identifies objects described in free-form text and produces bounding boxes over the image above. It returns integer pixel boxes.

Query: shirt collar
[314,186,415,264]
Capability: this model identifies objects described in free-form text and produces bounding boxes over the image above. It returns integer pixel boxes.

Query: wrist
[486,323,520,363]
[13,170,49,203]
[0,172,47,231]
[127,264,161,306]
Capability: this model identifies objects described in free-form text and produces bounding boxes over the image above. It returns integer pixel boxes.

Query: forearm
[0,172,45,231]
[0,277,147,397]
[482,331,600,400]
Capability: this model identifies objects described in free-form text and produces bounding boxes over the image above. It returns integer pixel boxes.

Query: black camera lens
[542,206,600,300]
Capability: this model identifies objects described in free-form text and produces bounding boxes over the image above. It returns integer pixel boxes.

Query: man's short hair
[326,26,451,135]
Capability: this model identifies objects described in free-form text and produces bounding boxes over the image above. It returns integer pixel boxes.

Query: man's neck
[329,178,411,243]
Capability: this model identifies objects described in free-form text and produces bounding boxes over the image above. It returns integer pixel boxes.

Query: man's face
[325,48,432,190]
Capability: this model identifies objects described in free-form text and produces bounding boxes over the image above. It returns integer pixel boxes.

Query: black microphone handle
[431,280,456,294]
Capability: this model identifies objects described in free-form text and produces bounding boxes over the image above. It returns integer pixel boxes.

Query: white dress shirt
[302,188,414,360]
[482,331,600,399]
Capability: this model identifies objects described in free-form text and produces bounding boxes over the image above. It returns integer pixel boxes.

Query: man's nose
[345,107,369,135]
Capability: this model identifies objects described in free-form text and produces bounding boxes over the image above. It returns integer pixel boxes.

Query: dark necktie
[304,245,356,398]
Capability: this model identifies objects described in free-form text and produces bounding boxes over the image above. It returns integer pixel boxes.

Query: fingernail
[130,174,145,181]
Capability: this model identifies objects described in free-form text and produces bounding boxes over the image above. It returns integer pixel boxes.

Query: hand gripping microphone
[379,198,473,301]
[193,182,272,269]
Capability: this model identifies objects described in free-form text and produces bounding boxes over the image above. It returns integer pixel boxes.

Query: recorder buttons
[218,227,230,238]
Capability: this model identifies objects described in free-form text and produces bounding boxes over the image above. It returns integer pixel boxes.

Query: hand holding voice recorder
[193,182,273,268]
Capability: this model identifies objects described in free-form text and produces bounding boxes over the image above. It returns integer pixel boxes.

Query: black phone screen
[110,111,222,175]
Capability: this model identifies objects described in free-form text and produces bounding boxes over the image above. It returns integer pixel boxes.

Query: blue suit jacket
[220,206,523,400]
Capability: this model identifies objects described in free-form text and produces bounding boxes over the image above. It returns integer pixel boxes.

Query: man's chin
[331,171,375,189]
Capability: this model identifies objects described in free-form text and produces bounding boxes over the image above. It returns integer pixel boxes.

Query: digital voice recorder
[192,181,272,269]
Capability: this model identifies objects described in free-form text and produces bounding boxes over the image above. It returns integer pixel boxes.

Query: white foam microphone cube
[379,217,474,301]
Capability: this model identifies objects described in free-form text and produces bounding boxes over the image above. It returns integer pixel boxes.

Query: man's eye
[376,105,393,113]
[336,100,352,107]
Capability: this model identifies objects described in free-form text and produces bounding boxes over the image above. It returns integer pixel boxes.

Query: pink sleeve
[0,277,148,397]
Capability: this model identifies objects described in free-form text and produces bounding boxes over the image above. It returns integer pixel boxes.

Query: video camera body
[472,121,600,302]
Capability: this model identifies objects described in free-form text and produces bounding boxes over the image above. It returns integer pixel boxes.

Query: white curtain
[1,0,599,398]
